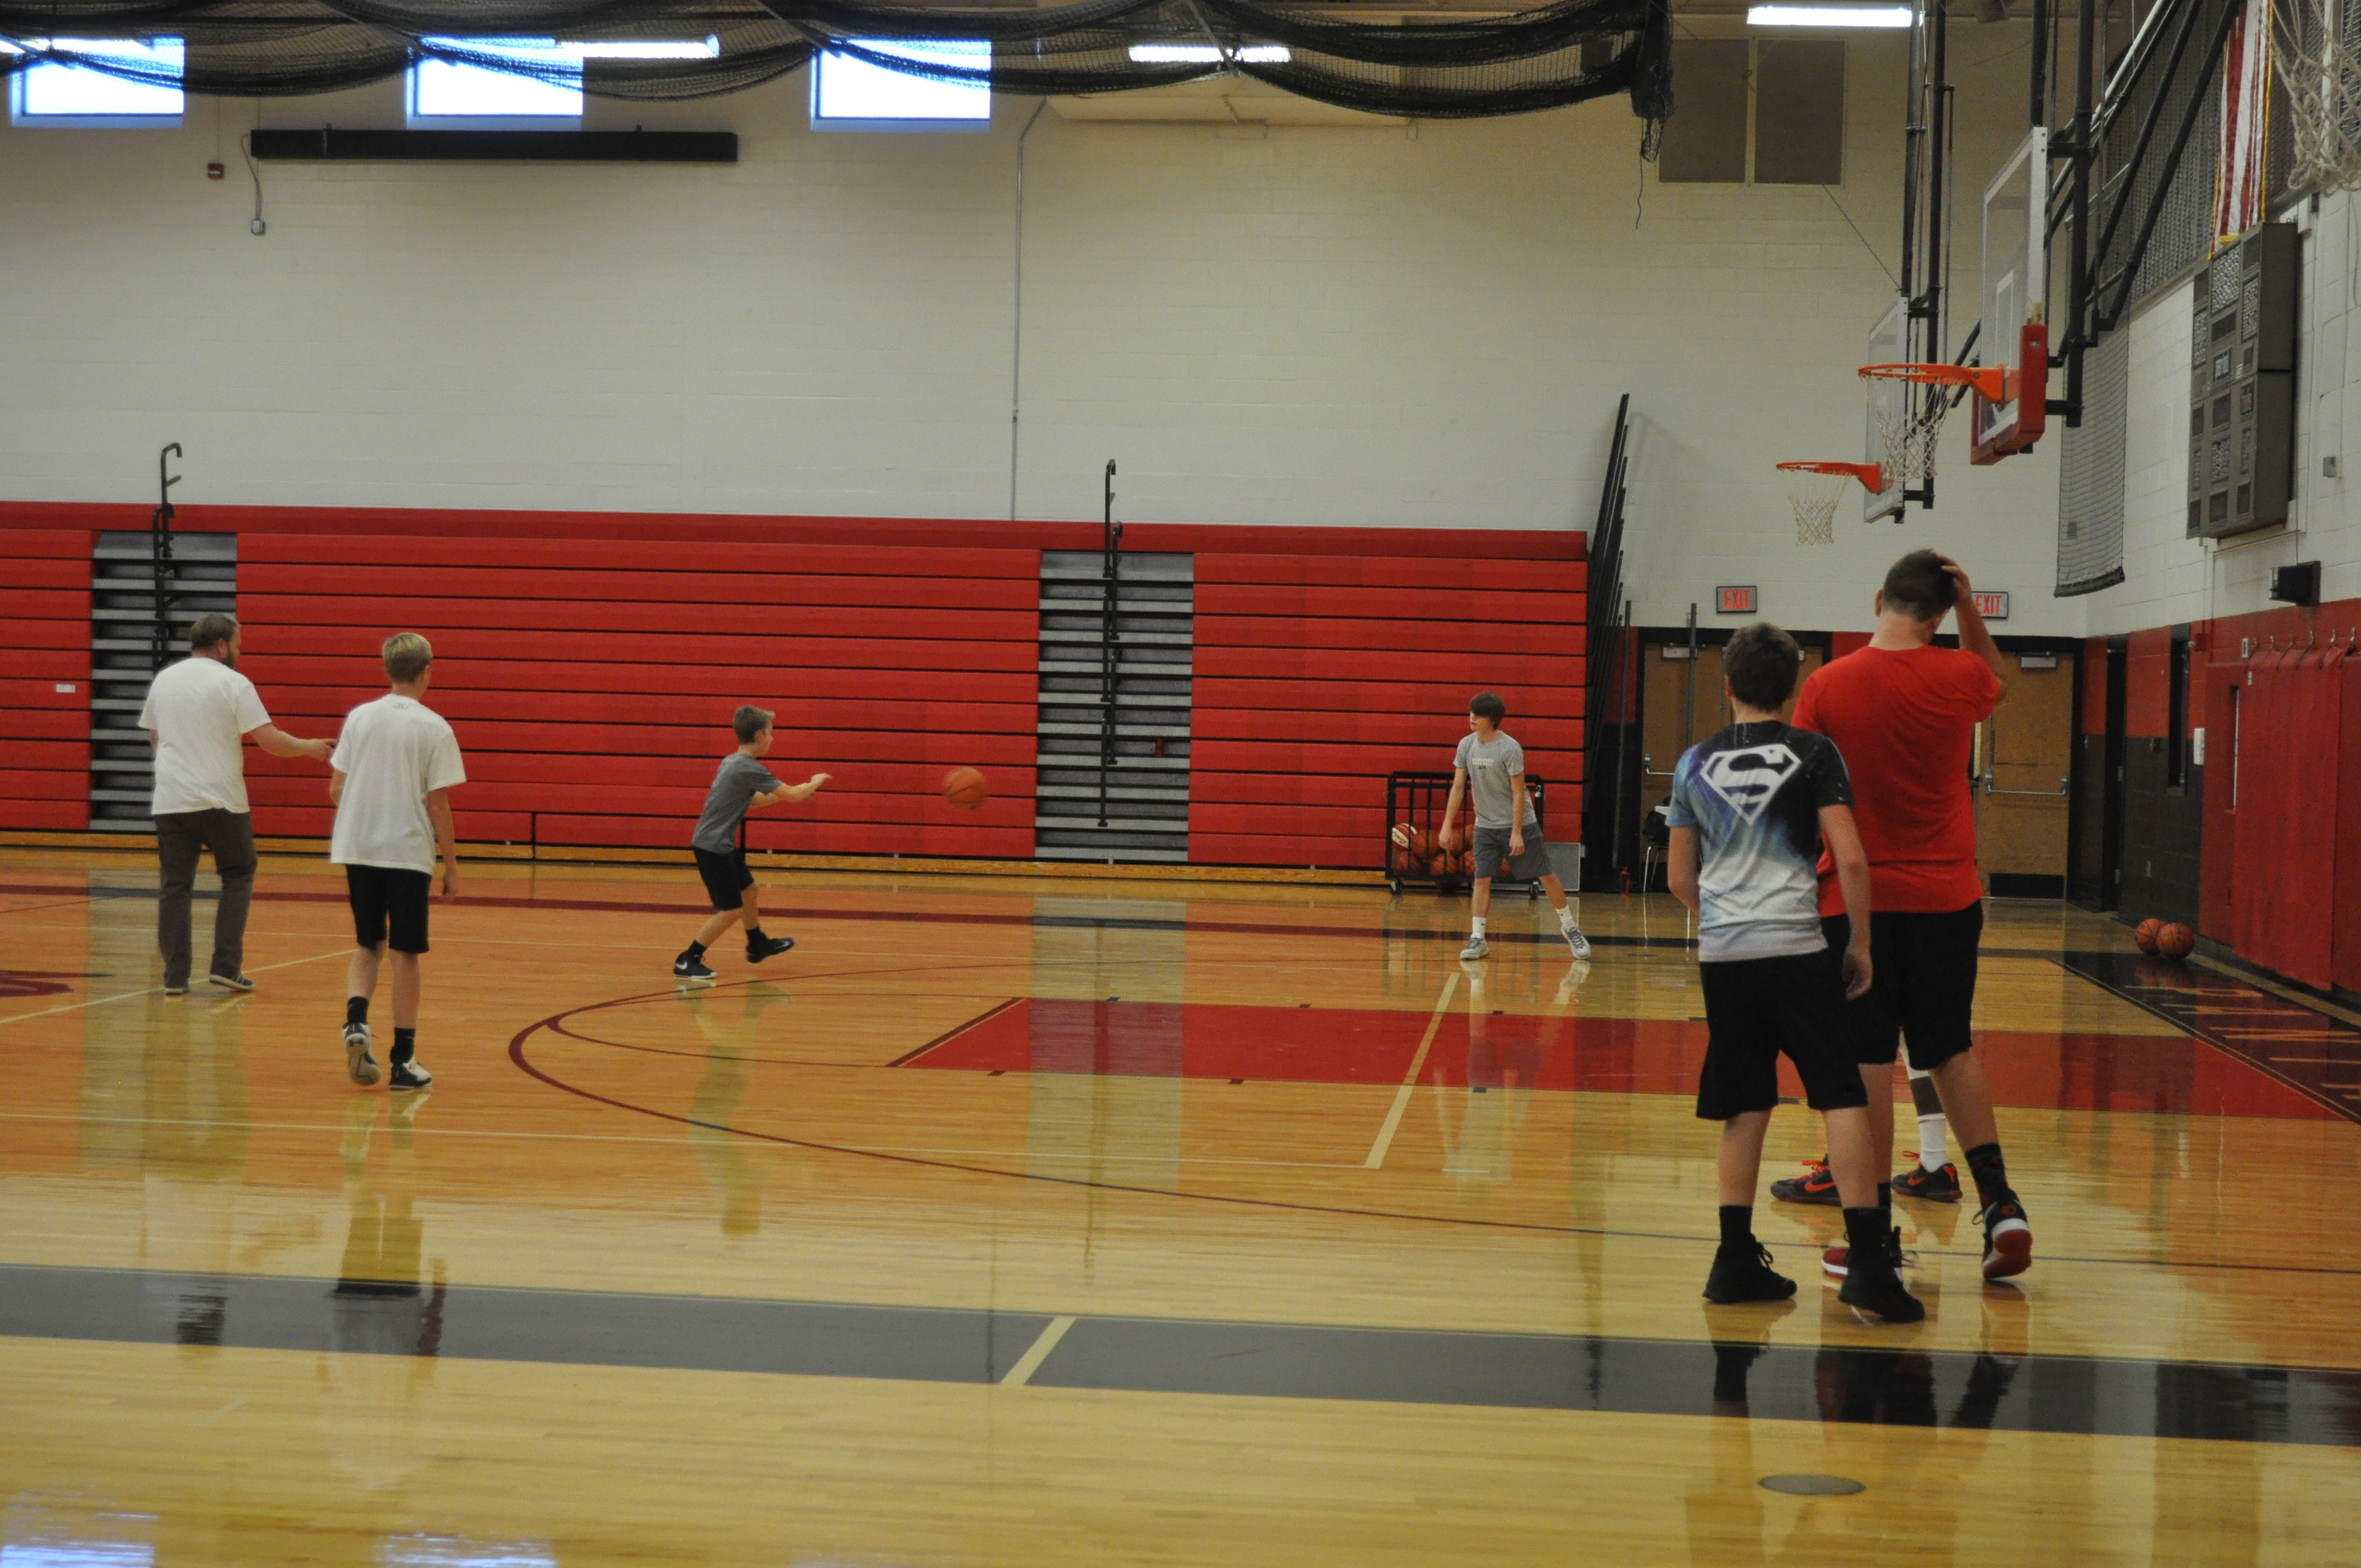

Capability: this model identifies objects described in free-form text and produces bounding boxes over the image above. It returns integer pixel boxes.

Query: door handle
[1983,774,2069,797]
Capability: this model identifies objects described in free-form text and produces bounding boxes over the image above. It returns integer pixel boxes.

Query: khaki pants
[155,809,257,987]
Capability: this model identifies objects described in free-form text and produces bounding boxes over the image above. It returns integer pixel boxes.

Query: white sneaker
[343,1022,379,1086]
[1562,924,1592,960]
[1459,936,1490,961]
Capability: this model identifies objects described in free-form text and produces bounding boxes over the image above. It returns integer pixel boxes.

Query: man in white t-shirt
[330,632,466,1092]
[137,613,335,995]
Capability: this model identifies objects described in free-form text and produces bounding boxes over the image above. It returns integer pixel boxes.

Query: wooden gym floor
[1,846,2356,1565]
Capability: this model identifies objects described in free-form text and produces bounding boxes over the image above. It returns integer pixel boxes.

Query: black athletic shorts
[346,864,433,955]
[1695,948,1873,1121]
[1821,902,1983,1070]
[694,847,755,912]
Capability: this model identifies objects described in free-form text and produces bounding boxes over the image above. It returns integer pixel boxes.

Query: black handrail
[149,443,183,673]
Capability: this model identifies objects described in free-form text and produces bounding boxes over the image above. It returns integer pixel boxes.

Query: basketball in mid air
[942,766,989,810]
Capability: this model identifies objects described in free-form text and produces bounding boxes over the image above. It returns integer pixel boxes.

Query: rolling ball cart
[1383,771,1547,897]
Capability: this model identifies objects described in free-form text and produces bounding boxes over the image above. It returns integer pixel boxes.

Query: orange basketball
[2156,922,2196,960]
[942,766,989,811]
[2134,918,2163,955]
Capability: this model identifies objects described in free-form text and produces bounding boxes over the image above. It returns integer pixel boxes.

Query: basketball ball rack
[1384,772,1549,899]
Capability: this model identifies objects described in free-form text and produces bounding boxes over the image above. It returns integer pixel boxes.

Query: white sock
[1556,903,1577,930]
[1907,1066,1948,1169]
[1470,917,1488,938]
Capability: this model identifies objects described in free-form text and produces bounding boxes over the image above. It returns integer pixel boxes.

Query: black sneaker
[208,971,255,993]
[1895,1159,1963,1202]
[746,934,795,963]
[674,951,717,982]
[1703,1241,1798,1304]
[1978,1196,2033,1280]
[344,1022,379,1086]
[1837,1254,1925,1322]
[388,1057,432,1092]
[1769,1158,1841,1206]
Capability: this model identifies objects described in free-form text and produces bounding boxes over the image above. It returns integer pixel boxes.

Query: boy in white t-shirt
[330,633,466,1092]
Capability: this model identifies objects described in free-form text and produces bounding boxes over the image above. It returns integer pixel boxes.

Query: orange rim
[1776,460,1883,491]
[1858,362,2010,404]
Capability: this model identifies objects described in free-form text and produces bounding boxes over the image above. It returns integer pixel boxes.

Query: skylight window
[410,36,718,123]
[8,36,185,123]
[812,40,991,129]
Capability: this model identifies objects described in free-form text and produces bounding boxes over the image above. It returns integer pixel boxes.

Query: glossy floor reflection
[3,849,2358,1566]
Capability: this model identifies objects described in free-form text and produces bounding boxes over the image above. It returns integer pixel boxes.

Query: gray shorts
[1472,824,1552,881]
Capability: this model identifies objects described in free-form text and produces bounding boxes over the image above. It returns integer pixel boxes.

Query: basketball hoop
[1776,461,1881,546]
[1858,362,1997,507]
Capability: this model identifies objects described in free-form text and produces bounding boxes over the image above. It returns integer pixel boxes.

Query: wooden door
[1636,640,1824,827]
[1976,649,2076,897]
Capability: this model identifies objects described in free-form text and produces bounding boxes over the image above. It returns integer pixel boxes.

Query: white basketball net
[1875,385,1951,507]
[1785,471,1844,546]
[2273,0,2361,194]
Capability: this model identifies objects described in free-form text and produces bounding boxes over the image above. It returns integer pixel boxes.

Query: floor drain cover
[1759,1474,1867,1497]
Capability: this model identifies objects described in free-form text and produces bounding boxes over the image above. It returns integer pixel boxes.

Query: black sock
[1718,1204,1754,1249]
[1965,1142,2013,1207]
[1842,1206,1886,1261]
[745,927,766,945]
[686,940,706,961]
[391,1027,416,1066]
[345,996,368,1028]
[1878,1180,1893,1227]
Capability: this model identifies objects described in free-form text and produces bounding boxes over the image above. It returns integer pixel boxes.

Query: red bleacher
[0,527,92,831]
[0,505,1585,869]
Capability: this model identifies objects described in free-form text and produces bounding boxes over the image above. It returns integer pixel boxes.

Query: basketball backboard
[1973,126,2049,463]
[1864,295,1908,521]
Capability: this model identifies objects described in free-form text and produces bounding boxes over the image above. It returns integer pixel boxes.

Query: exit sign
[1716,585,1757,615]
[1973,591,2010,620]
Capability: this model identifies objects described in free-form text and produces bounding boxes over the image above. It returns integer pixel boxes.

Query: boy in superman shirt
[1667,622,1922,1322]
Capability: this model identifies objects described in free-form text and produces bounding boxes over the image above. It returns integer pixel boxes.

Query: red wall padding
[2227,649,2343,988]
[0,527,89,829]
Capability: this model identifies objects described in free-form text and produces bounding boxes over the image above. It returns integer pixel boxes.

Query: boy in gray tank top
[1436,692,1590,962]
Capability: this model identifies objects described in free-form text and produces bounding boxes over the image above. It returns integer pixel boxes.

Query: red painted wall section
[0,527,92,831]
[0,506,1587,869]
[2123,627,2172,737]
[1829,631,1872,662]
[2080,635,2109,733]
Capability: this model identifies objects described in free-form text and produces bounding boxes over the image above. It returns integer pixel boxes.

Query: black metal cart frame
[1383,771,1547,897]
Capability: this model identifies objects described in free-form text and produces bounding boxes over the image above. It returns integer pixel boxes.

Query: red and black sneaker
[1894,1158,1963,1203]
[1769,1157,1841,1206]
[1978,1197,2033,1280]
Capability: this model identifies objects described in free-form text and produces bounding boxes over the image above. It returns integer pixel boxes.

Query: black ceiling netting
[0,1,1672,146]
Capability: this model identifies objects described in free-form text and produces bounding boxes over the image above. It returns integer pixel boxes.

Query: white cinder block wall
[0,27,2075,634]
[2091,188,2361,635]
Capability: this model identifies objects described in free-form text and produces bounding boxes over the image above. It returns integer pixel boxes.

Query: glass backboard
[1864,295,1908,521]
[1974,126,2048,458]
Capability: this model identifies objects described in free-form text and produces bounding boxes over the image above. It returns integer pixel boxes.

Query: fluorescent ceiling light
[1128,43,1291,63]
[567,38,720,59]
[1748,6,1913,24]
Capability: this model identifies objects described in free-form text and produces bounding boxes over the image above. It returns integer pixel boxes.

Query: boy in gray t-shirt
[1437,692,1590,962]
[673,705,830,983]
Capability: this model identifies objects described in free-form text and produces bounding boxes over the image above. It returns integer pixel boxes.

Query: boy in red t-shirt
[1781,550,2033,1284]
